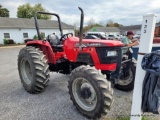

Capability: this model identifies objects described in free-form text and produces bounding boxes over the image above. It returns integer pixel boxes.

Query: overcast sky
[1,0,160,26]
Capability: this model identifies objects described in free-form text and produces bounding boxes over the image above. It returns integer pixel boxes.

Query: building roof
[119,25,141,31]
[88,27,120,32]
[0,17,73,29]
[119,23,160,31]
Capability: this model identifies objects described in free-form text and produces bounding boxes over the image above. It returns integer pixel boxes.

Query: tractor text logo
[75,43,106,47]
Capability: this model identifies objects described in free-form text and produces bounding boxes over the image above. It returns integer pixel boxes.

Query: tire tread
[18,46,50,94]
[68,65,113,119]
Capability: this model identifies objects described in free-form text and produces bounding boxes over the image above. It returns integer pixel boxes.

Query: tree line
[74,18,123,35]
[0,3,51,19]
[0,3,123,27]
[0,3,124,34]
[0,5,9,17]
[1,3,160,29]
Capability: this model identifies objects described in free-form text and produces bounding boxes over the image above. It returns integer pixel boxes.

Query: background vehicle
[105,34,108,39]
[17,7,136,119]
[108,34,119,40]
[116,34,123,39]
[84,35,100,39]
[133,34,141,39]
[86,32,107,39]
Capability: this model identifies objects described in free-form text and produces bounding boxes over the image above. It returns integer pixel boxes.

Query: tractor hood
[66,36,124,47]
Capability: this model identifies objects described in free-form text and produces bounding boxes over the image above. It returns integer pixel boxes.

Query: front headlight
[107,50,117,56]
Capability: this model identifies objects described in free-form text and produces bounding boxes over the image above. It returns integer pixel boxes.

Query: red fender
[26,40,56,64]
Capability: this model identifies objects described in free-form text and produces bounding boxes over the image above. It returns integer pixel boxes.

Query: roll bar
[34,11,63,40]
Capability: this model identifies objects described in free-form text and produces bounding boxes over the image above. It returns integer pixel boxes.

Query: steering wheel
[60,33,73,41]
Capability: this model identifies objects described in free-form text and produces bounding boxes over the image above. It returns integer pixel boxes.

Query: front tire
[68,65,113,119]
[18,46,50,93]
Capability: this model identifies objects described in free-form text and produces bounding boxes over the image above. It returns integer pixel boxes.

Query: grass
[116,116,130,120]
[108,116,156,120]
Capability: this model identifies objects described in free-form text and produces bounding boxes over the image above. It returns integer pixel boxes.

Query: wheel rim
[20,59,32,85]
[118,69,133,86]
[72,77,97,111]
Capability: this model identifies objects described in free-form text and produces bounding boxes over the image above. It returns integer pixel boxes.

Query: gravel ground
[0,47,159,120]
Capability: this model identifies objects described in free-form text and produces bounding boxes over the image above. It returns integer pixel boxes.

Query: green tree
[106,19,114,27]
[33,35,38,40]
[83,23,103,33]
[0,5,9,17]
[17,3,33,18]
[87,18,95,27]
[114,22,123,27]
[80,18,104,33]
[17,3,51,20]
[33,3,51,19]
[106,19,123,27]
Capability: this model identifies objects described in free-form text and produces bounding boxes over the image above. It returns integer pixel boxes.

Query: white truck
[108,34,119,40]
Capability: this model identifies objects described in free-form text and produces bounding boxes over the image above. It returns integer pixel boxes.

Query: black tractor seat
[47,34,64,52]
[51,44,63,52]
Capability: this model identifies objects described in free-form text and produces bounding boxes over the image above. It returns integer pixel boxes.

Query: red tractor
[18,7,136,119]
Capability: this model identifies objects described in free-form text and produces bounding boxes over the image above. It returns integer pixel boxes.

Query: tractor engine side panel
[63,37,78,61]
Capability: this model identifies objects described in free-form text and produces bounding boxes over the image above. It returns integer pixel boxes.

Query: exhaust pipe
[78,7,84,50]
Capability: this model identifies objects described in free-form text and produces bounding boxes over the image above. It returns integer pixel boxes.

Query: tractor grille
[77,53,94,65]
[96,47,119,64]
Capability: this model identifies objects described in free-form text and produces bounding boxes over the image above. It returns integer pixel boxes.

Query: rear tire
[18,46,50,93]
[114,63,136,91]
[68,65,113,119]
